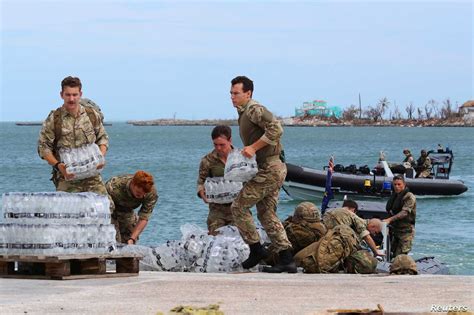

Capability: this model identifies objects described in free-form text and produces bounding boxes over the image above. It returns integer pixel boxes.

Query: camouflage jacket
[38,105,109,159]
[417,156,432,170]
[322,207,370,240]
[197,150,226,194]
[237,99,283,165]
[105,174,158,220]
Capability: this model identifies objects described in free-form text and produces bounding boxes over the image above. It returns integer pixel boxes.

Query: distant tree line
[342,98,461,122]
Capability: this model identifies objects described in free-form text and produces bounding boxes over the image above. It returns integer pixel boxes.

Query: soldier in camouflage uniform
[37,76,110,198]
[415,149,432,178]
[106,171,158,244]
[384,175,416,258]
[323,200,384,257]
[283,202,327,254]
[197,126,235,235]
[229,76,295,273]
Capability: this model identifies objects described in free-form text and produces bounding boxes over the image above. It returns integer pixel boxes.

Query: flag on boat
[321,156,334,214]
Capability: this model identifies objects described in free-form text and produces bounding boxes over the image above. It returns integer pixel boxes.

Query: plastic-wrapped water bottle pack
[1,192,111,224]
[224,149,258,182]
[204,177,243,204]
[0,192,116,255]
[0,223,116,255]
[59,143,104,181]
[117,223,275,273]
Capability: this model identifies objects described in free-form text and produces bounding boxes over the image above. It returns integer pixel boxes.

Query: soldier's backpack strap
[84,106,99,130]
[53,107,63,149]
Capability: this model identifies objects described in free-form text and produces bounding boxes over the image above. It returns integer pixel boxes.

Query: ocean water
[1,122,473,275]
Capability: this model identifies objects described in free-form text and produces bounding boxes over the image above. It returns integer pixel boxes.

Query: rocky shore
[284,116,472,127]
[127,119,238,126]
[127,117,472,127]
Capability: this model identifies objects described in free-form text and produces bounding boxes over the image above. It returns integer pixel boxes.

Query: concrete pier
[0,272,473,314]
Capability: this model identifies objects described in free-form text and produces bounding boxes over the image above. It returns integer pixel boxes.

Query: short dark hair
[343,199,358,212]
[61,76,82,91]
[211,125,232,140]
[231,76,254,94]
[393,175,405,182]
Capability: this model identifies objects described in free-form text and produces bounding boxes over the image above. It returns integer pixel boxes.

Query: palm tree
[376,97,390,121]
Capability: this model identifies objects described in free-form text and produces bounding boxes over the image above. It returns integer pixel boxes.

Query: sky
[0,0,472,121]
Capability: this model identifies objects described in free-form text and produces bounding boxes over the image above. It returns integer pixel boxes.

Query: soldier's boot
[262,249,297,273]
[242,242,268,269]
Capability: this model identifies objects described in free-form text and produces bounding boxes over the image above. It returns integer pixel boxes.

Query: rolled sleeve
[353,215,370,239]
[402,194,416,214]
[359,230,370,239]
[94,121,109,149]
[138,188,158,220]
[197,157,210,193]
[37,111,56,159]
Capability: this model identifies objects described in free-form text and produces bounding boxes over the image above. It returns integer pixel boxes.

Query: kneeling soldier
[323,200,384,257]
[283,202,327,254]
[106,171,158,244]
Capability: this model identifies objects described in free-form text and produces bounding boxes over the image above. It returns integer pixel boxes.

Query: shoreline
[126,118,472,127]
[126,120,474,128]
[9,120,472,127]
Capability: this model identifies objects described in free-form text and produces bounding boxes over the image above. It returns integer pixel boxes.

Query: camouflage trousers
[207,203,234,235]
[391,226,415,258]
[112,207,139,244]
[230,161,292,253]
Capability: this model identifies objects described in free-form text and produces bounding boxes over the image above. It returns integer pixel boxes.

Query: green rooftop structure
[295,100,342,118]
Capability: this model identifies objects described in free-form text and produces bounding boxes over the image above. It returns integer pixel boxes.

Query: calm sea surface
[1,123,473,274]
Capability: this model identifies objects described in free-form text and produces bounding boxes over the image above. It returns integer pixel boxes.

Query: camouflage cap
[344,250,378,274]
[390,254,418,275]
[294,202,321,222]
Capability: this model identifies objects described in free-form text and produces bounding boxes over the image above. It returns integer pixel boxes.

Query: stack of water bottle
[123,224,270,273]
[0,192,116,255]
[59,143,104,180]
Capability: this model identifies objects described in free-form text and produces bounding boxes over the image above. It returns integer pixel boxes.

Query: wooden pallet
[0,253,143,280]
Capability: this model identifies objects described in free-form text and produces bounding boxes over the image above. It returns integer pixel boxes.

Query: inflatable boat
[283,149,468,200]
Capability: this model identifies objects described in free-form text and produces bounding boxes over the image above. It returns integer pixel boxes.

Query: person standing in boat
[197,125,235,235]
[402,149,416,168]
[415,149,432,178]
[230,75,296,273]
[106,171,158,244]
[384,175,416,258]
